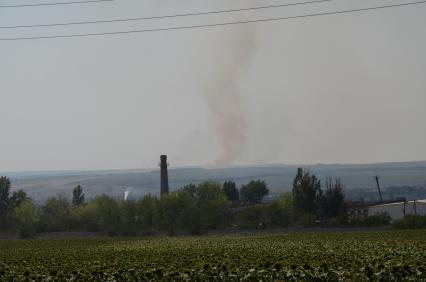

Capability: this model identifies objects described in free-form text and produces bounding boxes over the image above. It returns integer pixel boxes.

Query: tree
[235,205,266,229]
[120,201,138,235]
[182,183,197,197]
[223,181,239,204]
[39,195,73,232]
[136,194,158,231]
[9,190,28,209]
[14,199,40,238]
[240,180,269,205]
[84,195,121,235]
[323,177,345,218]
[157,182,230,235]
[157,191,189,235]
[194,182,230,230]
[292,168,322,217]
[0,177,27,229]
[72,185,85,206]
[0,176,11,216]
[265,193,293,227]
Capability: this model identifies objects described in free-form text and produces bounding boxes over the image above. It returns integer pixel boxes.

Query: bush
[327,214,349,227]
[14,200,39,239]
[350,213,391,227]
[296,213,316,228]
[364,213,391,227]
[265,194,292,227]
[234,205,266,229]
[393,215,426,229]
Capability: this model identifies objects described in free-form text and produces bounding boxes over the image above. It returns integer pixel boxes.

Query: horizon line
[2,160,426,175]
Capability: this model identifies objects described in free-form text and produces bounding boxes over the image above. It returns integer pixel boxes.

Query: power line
[0,0,115,8]
[1,1,425,41]
[0,0,333,29]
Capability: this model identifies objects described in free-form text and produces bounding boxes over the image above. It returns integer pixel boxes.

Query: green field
[1,230,425,281]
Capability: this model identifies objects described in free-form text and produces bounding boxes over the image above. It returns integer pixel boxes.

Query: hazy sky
[1,0,426,172]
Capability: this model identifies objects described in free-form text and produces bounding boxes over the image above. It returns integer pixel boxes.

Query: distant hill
[4,161,426,202]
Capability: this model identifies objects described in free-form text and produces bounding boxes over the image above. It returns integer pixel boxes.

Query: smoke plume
[205,26,257,167]
[124,187,133,201]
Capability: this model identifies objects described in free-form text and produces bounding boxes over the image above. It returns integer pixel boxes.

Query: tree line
[1,169,422,238]
[0,177,272,238]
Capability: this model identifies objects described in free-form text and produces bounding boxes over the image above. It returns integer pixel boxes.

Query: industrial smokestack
[160,155,169,196]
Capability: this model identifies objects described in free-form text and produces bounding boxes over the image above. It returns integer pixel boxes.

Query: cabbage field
[0,230,425,281]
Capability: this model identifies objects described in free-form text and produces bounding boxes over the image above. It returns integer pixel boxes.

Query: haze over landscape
[1,0,426,172]
[1,1,426,280]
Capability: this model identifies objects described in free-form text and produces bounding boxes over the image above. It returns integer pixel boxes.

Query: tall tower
[160,155,169,196]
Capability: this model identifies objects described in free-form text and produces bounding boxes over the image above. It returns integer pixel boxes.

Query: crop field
[0,230,425,281]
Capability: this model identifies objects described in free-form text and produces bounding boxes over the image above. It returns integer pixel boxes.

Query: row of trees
[0,169,347,238]
[0,178,271,237]
[223,180,269,205]
[234,169,345,229]
[292,168,345,220]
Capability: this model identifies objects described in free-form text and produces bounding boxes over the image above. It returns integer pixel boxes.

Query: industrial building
[346,199,400,219]
[347,175,426,221]
[368,199,426,220]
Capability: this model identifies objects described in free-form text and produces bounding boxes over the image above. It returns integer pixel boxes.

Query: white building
[368,200,426,220]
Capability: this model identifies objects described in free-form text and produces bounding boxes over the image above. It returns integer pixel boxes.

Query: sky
[1,0,426,172]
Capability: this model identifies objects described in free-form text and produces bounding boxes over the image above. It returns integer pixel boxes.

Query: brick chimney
[160,155,169,196]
